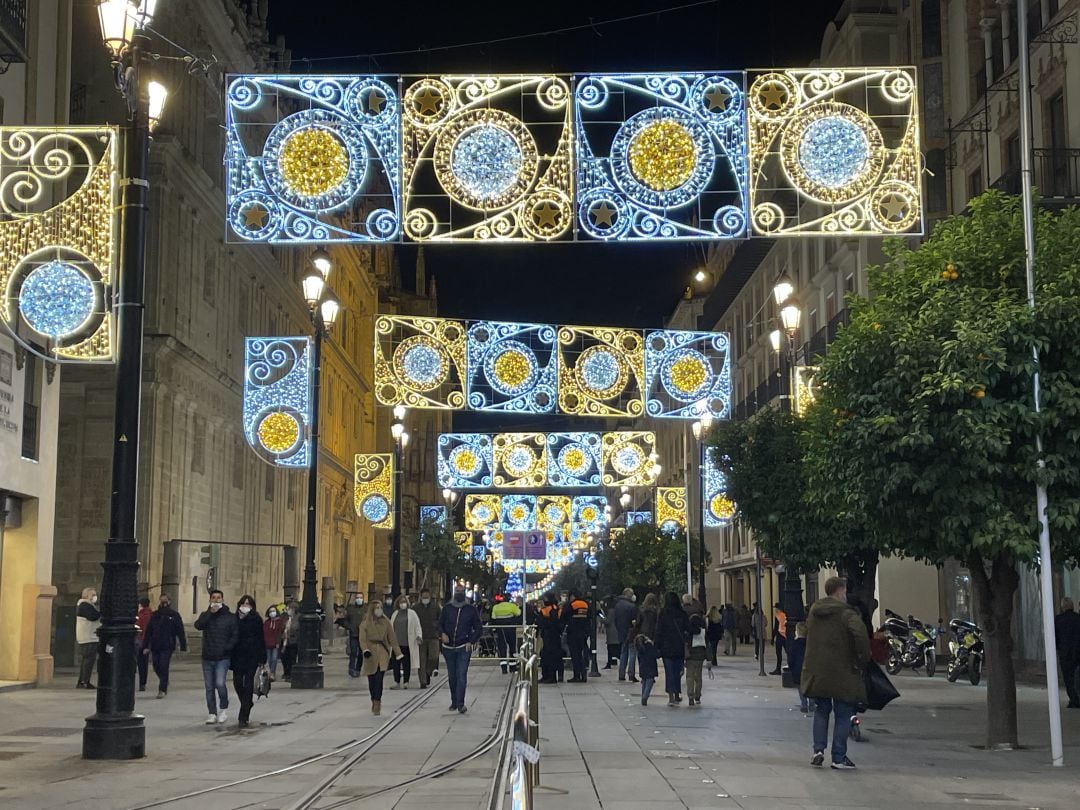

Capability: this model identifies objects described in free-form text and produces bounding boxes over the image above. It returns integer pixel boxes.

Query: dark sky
[267,0,844,329]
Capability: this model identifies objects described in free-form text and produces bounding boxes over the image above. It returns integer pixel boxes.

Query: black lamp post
[691,410,713,609]
[290,249,341,689]
[391,406,409,597]
[83,0,168,761]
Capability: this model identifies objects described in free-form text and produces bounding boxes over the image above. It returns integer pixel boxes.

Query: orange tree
[807,191,1080,748]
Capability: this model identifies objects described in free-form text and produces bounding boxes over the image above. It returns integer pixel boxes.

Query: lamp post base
[289,664,324,690]
[82,713,145,760]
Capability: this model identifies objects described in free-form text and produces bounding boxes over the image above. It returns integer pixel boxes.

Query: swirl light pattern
[420,505,447,525]
[0,127,119,362]
[243,337,313,467]
[437,433,493,489]
[575,73,747,240]
[793,365,819,417]
[747,68,921,236]
[626,511,652,525]
[467,320,557,413]
[493,432,548,488]
[455,531,473,552]
[572,495,608,538]
[602,431,658,487]
[537,495,572,533]
[656,487,688,533]
[225,75,400,243]
[402,75,573,241]
[558,326,645,417]
[501,494,538,529]
[376,315,467,409]
[355,453,394,529]
[465,494,502,531]
[644,330,732,419]
[702,451,734,528]
[547,432,601,487]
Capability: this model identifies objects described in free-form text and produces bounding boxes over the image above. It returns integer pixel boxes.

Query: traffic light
[199,544,219,568]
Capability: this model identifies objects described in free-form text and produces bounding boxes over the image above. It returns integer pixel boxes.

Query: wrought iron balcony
[990,148,1080,200]
[0,0,26,64]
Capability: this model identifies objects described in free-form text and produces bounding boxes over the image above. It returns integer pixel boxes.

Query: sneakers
[156,691,165,699]
[449,703,458,711]
[432,669,439,677]
[458,705,467,714]
[205,714,217,725]
[810,751,824,767]
[217,710,228,724]
[831,757,856,770]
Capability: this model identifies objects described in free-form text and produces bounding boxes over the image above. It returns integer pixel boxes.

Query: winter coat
[736,606,752,637]
[340,603,366,637]
[414,599,441,639]
[655,607,690,660]
[721,606,738,632]
[611,597,639,644]
[563,599,590,638]
[788,637,807,684]
[144,607,187,653]
[799,597,871,704]
[537,604,564,648]
[359,615,401,676]
[263,615,285,650]
[438,600,482,648]
[194,606,238,661]
[391,607,422,667]
[635,638,659,679]
[136,607,153,647]
[231,611,267,672]
[76,599,101,645]
[1055,609,1080,667]
[685,609,707,661]
[636,606,658,643]
[707,618,724,644]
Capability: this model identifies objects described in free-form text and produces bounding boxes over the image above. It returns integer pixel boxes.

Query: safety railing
[488,626,540,810]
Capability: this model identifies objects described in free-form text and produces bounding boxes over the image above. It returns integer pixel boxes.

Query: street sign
[525,530,547,560]
[503,531,525,559]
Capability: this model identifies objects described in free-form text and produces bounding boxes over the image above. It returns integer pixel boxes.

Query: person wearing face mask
[359,599,402,715]
[612,588,639,682]
[280,601,300,681]
[75,587,101,689]
[390,596,422,689]
[439,585,482,713]
[143,593,187,698]
[230,595,266,728]
[338,594,367,678]
[263,604,286,681]
[194,589,237,724]
[414,588,441,688]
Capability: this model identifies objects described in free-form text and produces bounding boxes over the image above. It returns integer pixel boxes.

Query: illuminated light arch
[601,430,658,487]
[644,329,732,419]
[492,432,548,488]
[466,320,558,413]
[656,487,688,533]
[355,453,394,529]
[703,451,734,528]
[437,433,494,489]
[243,337,313,468]
[375,315,467,410]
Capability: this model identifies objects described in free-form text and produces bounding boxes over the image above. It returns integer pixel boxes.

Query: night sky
[267,0,843,328]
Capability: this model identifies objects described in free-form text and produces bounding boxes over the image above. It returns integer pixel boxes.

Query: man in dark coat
[612,588,639,681]
[143,592,187,698]
[562,590,591,682]
[800,577,871,770]
[438,585,482,713]
[194,589,237,724]
[1055,597,1080,708]
[722,604,738,655]
[336,593,366,678]
[537,593,565,684]
[414,587,441,688]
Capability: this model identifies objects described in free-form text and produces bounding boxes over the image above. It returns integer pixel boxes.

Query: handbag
[863,660,899,711]
[254,664,272,699]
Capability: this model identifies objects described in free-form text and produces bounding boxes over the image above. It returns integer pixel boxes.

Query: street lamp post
[692,411,713,609]
[291,251,341,690]
[391,405,409,597]
[84,0,168,761]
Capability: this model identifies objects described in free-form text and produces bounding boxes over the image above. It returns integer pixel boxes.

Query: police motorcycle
[883,609,937,677]
[945,618,984,685]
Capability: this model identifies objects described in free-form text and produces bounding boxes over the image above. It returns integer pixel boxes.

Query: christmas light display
[466,320,557,413]
[571,495,608,538]
[601,431,658,487]
[493,432,548,488]
[420,505,447,525]
[537,495,572,532]
[355,453,394,529]
[0,127,120,362]
[626,511,652,525]
[644,329,731,419]
[501,494,538,529]
[225,75,400,243]
[437,433,493,489]
[243,337,313,467]
[793,365,819,417]
[547,432,602,487]
[575,73,747,240]
[455,531,473,551]
[702,451,734,528]
[747,68,921,236]
[656,487,687,533]
[401,75,573,241]
[609,527,625,543]
[375,315,467,409]
[557,325,645,417]
[465,494,502,531]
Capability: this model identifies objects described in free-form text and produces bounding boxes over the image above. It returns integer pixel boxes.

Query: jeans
[685,658,703,700]
[392,648,412,683]
[662,657,684,695]
[201,658,230,715]
[799,690,815,712]
[347,636,361,676]
[233,666,256,722]
[1062,660,1080,706]
[442,645,472,708]
[267,647,279,677]
[78,643,97,685]
[419,639,440,687]
[368,668,386,701]
[150,650,173,693]
[641,676,655,701]
[618,639,637,679]
[812,697,857,763]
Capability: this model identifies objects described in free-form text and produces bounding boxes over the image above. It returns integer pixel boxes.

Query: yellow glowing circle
[628,119,697,191]
[453,449,479,474]
[563,447,586,471]
[277,127,350,198]
[670,354,709,395]
[581,505,598,523]
[493,349,532,389]
[257,411,300,453]
[511,505,527,522]
[710,494,735,521]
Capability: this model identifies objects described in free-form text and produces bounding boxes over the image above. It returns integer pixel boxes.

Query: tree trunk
[969,551,1020,749]
[838,547,879,619]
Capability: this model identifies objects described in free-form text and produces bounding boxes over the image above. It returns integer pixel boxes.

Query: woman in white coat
[390,596,422,688]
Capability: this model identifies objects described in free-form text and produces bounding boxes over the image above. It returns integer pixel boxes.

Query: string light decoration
[493,432,548,488]
[225,75,400,243]
[537,495,572,533]
[455,531,473,552]
[501,494,538,529]
[702,451,734,528]
[575,73,747,240]
[656,487,688,533]
[420,505,447,525]
[644,329,731,419]
[571,495,608,538]
[402,75,573,241]
[547,431,602,487]
[626,511,652,525]
[609,527,625,543]
[601,430,658,487]
[242,337,314,467]
[354,453,394,529]
[557,325,645,417]
[465,494,502,531]
[0,127,120,362]
[467,320,557,413]
[375,315,467,409]
[747,68,921,236]
[437,433,493,489]
[793,365,819,417]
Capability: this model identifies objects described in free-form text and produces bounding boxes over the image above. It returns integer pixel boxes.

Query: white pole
[683,428,692,595]
[1016,0,1064,767]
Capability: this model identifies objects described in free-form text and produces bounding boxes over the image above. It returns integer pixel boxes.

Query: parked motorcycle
[883,609,937,677]
[946,618,983,685]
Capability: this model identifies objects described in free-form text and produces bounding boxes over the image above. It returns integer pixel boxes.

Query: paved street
[0,648,1077,809]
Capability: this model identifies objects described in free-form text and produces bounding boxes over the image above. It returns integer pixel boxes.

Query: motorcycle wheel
[886,655,902,676]
[946,661,960,682]
[968,657,981,686]
[925,651,936,677]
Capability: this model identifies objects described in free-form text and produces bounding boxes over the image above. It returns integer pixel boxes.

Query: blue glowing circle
[19,260,96,339]
[483,340,539,397]
[612,443,646,476]
[451,125,523,201]
[472,503,493,522]
[362,495,390,523]
[578,347,625,397]
[503,443,537,477]
[798,116,870,189]
[544,503,566,524]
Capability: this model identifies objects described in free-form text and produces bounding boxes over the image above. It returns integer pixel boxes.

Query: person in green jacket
[800,576,871,771]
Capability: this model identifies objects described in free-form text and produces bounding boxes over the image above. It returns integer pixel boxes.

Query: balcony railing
[990,148,1080,199]
[0,0,26,64]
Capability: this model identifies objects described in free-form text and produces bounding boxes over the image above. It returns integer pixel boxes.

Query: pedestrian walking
[601,599,620,669]
[143,592,187,698]
[801,577,871,770]
[391,595,421,688]
[1054,597,1080,708]
[537,593,565,684]
[337,593,366,678]
[656,592,689,707]
[563,590,590,682]
[439,584,483,712]
[737,604,752,644]
[280,601,300,681]
[789,621,812,712]
[231,595,266,728]
[722,603,738,656]
[635,628,659,706]
[685,598,707,706]
[75,587,100,689]
[751,603,765,661]
[135,597,152,692]
[194,589,237,724]
[491,594,522,673]
[415,588,441,687]
[612,588,639,681]
[263,605,285,680]
[360,598,402,716]
[706,606,723,665]
[771,602,788,674]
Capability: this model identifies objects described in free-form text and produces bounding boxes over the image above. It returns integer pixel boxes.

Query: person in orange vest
[563,590,591,682]
[772,602,788,675]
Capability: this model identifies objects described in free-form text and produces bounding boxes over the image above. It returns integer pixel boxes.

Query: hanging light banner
[537,495,572,532]
[626,511,652,525]
[455,531,473,552]
[547,432,602,487]
[493,432,548,488]
[702,451,734,528]
[465,493,502,531]
[378,315,731,421]
[609,527,625,543]
[601,430,657,487]
[355,453,394,529]
[420,505,447,524]
[501,494,538,529]
[225,69,920,243]
[793,365,820,417]
[656,487,687,533]
[0,127,120,363]
[243,337,314,467]
[438,433,494,489]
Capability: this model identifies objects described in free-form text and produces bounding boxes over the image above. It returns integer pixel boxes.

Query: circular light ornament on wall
[18,260,97,339]
[362,494,390,523]
[393,335,449,391]
[710,494,735,523]
[257,411,301,454]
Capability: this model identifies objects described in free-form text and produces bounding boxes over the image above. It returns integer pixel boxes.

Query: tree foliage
[406,518,487,591]
[595,523,708,599]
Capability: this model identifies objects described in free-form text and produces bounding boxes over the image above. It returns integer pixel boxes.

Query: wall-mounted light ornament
[355,453,394,529]
[243,337,314,467]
